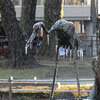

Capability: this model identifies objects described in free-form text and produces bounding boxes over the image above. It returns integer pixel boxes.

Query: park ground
[0,56,94,100]
[0,56,94,79]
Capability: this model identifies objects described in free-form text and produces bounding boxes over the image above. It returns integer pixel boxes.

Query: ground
[0,56,94,79]
[0,56,95,100]
[35,56,94,79]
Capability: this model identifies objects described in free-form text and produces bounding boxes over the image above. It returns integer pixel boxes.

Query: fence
[80,36,99,56]
[0,77,94,100]
[0,35,99,58]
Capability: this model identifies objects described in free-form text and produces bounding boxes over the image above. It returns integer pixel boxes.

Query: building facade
[9,0,91,35]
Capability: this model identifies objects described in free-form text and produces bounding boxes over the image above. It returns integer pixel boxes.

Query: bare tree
[20,0,37,39]
[93,51,100,99]
[0,0,37,68]
[39,0,64,57]
[20,0,37,67]
[91,0,100,99]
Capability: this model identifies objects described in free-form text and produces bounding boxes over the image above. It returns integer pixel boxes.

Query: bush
[16,96,31,100]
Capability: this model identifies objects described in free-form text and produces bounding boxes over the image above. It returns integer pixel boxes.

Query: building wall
[9,0,91,19]
[64,0,91,5]
[63,5,90,18]
[4,5,90,21]
[11,0,91,6]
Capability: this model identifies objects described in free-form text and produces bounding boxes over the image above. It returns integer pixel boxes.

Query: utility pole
[91,0,97,34]
[91,0,98,56]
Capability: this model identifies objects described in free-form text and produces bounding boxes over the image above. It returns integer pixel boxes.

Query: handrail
[0,78,94,100]
[0,78,95,84]
[0,89,91,93]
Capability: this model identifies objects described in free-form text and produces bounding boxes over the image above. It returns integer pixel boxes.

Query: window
[64,0,89,5]
[37,0,44,5]
[73,21,85,34]
[64,0,74,5]
[11,0,21,6]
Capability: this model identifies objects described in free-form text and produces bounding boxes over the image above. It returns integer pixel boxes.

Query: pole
[50,34,59,100]
[74,48,81,99]
[91,0,96,34]
[65,45,66,58]
[8,76,13,100]
[50,45,59,100]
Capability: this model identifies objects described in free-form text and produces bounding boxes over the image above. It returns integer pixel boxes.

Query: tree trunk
[91,0,100,99]
[93,50,100,99]
[20,0,37,39]
[0,0,25,68]
[20,0,37,67]
[39,0,64,58]
[0,0,37,68]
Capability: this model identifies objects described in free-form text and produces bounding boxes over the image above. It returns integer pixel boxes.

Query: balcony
[63,5,91,20]
[0,5,91,21]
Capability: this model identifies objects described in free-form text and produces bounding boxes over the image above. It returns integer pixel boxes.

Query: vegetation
[0,69,44,79]
[0,84,93,99]
[16,96,31,100]
[39,0,64,57]
[0,0,37,68]
[93,50,100,99]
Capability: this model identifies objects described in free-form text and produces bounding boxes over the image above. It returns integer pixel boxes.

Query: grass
[0,56,94,79]
[0,68,46,79]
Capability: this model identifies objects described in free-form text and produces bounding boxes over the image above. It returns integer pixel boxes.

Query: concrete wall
[0,5,91,21]
[63,5,90,17]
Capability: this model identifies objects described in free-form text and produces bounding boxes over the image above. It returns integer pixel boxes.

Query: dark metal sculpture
[25,19,80,100]
[25,19,80,54]
[25,22,48,54]
[48,19,80,49]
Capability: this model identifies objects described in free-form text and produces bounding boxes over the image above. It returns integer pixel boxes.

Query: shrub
[16,96,31,100]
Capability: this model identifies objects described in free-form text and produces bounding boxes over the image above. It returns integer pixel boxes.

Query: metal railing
[0,77,94,92]
[0,77,94,100]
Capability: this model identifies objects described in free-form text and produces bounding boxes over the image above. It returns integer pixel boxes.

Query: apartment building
[9,0,91,34]
[0,0,94,35]
[0,0,98,56]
